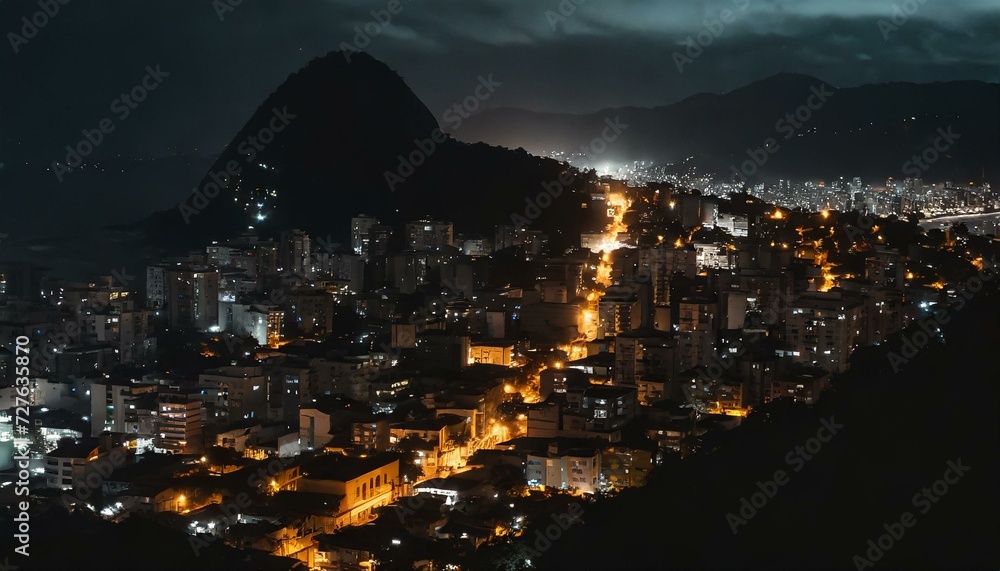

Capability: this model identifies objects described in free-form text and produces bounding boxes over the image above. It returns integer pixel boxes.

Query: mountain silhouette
[454,73,1000,186]
[142,51,588,251]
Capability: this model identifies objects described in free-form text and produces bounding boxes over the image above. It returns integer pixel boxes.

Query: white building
[717,213,749,237]
[44,438,98,490]
[693,242,732,272]
[526,447,601,495]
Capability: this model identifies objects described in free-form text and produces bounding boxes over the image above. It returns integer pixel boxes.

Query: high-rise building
[44,438,99,490]
[405,219,453,251]
[90,381,131,436]
[865,248,905,290]
[368,224,393,259]
[255,240,279,277]
[613,329,678,398]
[457,235,493,257]
[231,302,284,347]
[205,243,257,276]
[677,297,717,370]
[599,286,641,336]
[279,229,311,277]
[145,265,167,310]
[199,365,267,422]
[784,291,863,373]
[165,266,219,330]
[351,215,380,259]
[158,394,203,454]
[0,262,45,303]
[118,306,155,365]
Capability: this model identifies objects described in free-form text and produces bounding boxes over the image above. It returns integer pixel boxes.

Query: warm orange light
[772,210,784,220]
[821,209,830,219]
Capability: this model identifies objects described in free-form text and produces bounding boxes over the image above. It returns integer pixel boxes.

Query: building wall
[526,452,600,494]
[299,408,332,450]
[785,298,863,373]
[469,344,512,366]
[298,459,400,524]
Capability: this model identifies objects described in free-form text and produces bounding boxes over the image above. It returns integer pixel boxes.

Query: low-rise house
[297,453,401,526]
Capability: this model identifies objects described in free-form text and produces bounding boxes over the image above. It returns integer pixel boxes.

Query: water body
[919,212,1000,235]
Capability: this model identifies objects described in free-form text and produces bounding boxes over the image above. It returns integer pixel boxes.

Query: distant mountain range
[453,73,1000,186]
[142,51,593,253]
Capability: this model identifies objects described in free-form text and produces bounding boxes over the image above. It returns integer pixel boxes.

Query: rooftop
[391,413,466,432]
[584,385,636,399]
[414,476,481,493]
[47,437,99,459]
[302,453,400,482]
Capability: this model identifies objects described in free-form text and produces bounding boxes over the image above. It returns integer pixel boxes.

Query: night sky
[2,0,998,163]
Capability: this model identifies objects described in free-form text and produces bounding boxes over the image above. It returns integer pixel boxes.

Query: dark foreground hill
[511,277,1000,570]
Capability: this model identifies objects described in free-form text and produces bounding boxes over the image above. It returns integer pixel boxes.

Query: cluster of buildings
[1,172,994,569]
[699,176,997,219]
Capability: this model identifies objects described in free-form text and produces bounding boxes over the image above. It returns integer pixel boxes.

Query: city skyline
[1,2,998,570]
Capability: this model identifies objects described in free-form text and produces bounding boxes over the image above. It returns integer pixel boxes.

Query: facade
[199,366,267,422]
[299,406,333,451]
[90,381,131,436]
[389,414,467,450]
[158,394,203,454]
[165,266,220,330]
[677,298,717,370]
[297,454,401,525]
[367,224,393,259]
[44,438,98,489]
[785,292,863,373]
[717,213,749,237]
[469,342,513,366]
[351,215,379,259]
[865,248,905,290]
[279,229,312,278]
[769,366,831,404]
[598,286,641,336]
[405,220,454,251]
[231,303,284,347]
[613,329,678,390]
[529,385,637,442]
[693,242,733,272]
[352,419,391,452]
[526,447,601,495]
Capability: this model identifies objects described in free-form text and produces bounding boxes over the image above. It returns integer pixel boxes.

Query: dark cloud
[1,0,996,163]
